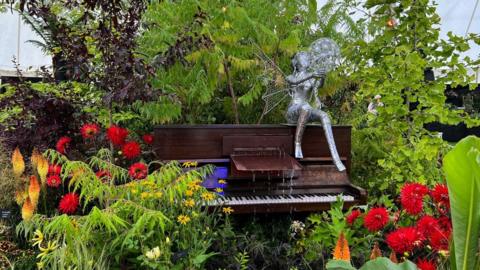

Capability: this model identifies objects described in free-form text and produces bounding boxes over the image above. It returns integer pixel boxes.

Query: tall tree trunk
[224,59,240,124]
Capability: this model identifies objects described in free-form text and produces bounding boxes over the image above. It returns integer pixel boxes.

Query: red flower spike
[417,215,440,238]
[363,207,389,232]
[96,170,112,182]
[142,134,154,145]
[431,184,450,209]
[386,227,421,254]
[106,125,128,146]
[430,229,451,252]
[48,164,62,175]
[56,136,72,154]
[400,183,428,215]
[122,141,141,160]
[346,210,361,226]
[129,162,148,180]
[417,259,436,270]
[46,175,62,188]
[58,193,79,215]
[80,123,100,139]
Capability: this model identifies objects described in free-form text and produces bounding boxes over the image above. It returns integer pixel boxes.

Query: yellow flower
[218,179,227,184]
[222,207,234,214]
[28,175,41,208]
[12,147,25,177]
[131,189,138,194]
[184,199,195,208]
[37,262,44,269]
[146,246,161,260]
[31,148,40,169]
[154,192,163,198]
[185,189,194,197]
[37,241,58,259]
[15,189,27,205]
[32,229,44,247]
[177,214,191,225]
[37,156,49,185]
[166,237,171,244]
[187,181,201,191]
[22,197,34,221]
[214,188,224,193]
[141,192,150,199]
[201,192,215,201]
[182,161,198,168]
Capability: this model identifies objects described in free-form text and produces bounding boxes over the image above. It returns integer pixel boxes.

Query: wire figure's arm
[286,70,325,85]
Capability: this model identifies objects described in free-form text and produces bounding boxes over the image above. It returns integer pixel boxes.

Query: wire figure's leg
[294,106,311,159]
[312,110,346,171]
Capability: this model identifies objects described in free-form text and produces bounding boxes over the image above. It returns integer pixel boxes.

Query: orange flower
[12,147,25,177]
[28,176,40,208]
[37,156,49,185]
[31,148,40,169]
[15,189,27,205]
[22,197,34,221]
[369,242,382,260]
[333,232,350,261]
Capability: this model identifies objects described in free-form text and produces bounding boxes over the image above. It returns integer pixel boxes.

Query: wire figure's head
[309,38,340,73]
[292,51,311,72]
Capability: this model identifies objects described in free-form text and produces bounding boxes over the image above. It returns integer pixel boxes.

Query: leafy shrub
[0,143,17,210]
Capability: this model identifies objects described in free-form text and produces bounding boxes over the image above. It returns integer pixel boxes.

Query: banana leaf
[443,136,480,270]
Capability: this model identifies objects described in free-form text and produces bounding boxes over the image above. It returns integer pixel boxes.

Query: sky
[0,1,478,71]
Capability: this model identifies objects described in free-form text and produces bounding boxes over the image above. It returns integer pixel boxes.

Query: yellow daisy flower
[177,214,191,225]
[184,199,195,208]
[222,207,234,214]
[201,192,215,201]
[218,179,227,184]
[185,189,194,197]
[214,188,223,193]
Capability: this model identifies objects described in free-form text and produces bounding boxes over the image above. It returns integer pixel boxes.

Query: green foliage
[346,0,480,194]
[139,0,364,124]
[326,258,417,270]
[0,144,17,209]
[443,136,480,270]
[16,149,229,269]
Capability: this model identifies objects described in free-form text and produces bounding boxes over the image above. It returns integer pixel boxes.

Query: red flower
[430,229,450,252]
[122,141,141,159]
[417,259,436,270]
[142,134,154,145]
[431,184,450,209]
[80,123,100,139]
[437,216,452,232]
[386,227,421,254]
[58,193,79,215]
[95,170,111,182]
[346,210,361,225]
[48,164,62,175]
[400,183,428,215]
[129,162,148,179]
[46,175,62,188]
[106,125,128,146]
[417,215,440,237]
[56,136,72,154]
[364,207,389,232]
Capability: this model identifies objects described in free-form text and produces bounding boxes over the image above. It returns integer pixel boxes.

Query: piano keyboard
[208,194,354,206]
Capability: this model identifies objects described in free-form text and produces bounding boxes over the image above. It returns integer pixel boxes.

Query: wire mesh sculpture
[260,38,346,171]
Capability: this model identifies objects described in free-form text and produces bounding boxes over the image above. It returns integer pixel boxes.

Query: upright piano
[154,124,367,213]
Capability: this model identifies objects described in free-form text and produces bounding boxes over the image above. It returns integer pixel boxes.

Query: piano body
[154,124,366,214]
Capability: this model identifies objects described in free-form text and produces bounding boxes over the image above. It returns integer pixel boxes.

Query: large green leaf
[326,260,356,270]
[359,258,417,270]
[443,136,480,270]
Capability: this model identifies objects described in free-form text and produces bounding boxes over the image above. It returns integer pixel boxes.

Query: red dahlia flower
[346,210,361,225]
[431,184,450,209]
[437,216,452,232]
[46,175,62,188]
[122,141,141,159]
[417,258,436,270]
[106,125,128,146]
[80,123,100,139]
[48,164,62,175]
[129,162,148,179]
[142,134,154,145]
[56,136,72,154]
[430,229,450,252]
[416,215,440,238]
[400,183,428,215]
[364,207,389,232]
[386,227,421,254]
[58,193,79,214]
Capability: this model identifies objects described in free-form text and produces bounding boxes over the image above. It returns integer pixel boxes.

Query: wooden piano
[154,124,367,214]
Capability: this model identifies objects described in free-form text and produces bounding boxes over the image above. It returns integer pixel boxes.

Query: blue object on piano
[202,167,228,189]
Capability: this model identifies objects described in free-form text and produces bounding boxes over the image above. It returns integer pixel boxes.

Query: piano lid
[230,149,302,172]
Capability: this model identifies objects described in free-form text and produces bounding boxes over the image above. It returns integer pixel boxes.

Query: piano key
[211,194,355,206]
